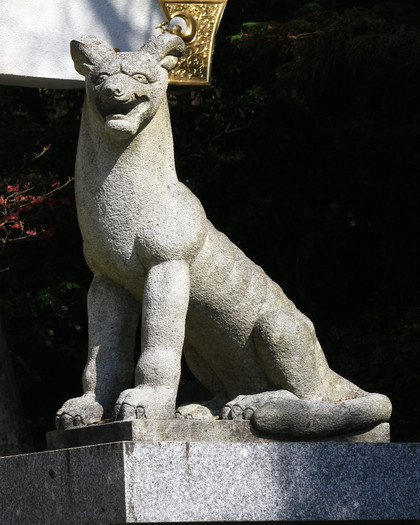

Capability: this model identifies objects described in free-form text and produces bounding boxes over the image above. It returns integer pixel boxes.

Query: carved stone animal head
[71,34,185,139]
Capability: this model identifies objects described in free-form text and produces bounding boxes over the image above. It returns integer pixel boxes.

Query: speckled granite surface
[0,441,418,524]
[47,419,390,450]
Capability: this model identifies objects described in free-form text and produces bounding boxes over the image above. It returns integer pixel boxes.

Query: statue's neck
[76,98,177,188]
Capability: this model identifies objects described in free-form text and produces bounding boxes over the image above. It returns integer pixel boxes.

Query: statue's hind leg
[221,309,391,436]
[253,309,357,401]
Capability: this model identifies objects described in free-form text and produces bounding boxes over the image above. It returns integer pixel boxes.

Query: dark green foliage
[0,88,88,448]
[0,1,419,447]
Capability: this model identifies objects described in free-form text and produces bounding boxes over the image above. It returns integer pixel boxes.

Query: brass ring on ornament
[169,12,197,43]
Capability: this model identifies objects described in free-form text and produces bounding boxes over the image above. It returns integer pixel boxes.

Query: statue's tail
[252,392,392,439]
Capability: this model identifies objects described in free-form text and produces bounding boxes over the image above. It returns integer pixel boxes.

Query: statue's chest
[76,172,207,272]
[76,178,140,243]
[74,170,149,284]
[79,199,145,289]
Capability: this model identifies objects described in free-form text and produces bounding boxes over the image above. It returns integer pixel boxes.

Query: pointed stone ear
[70,36,116,76]
[140,33,186,72]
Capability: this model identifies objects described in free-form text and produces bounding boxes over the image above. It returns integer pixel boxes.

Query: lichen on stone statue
[56,33,392,439]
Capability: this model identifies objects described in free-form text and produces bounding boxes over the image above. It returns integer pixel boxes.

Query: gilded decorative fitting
[158,0,228,86]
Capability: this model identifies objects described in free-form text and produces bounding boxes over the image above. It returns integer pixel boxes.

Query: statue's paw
[56,394,104,430]
[113,386,176,421]
[176,396,226,420]
[222,390,298,421]
[176,403,215,420]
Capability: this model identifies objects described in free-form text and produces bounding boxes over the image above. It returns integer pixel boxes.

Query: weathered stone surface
[0,441,418,524]
[48,420,273,449]
[55,33,392,440]
[252,395,392,438]
[0,443,126,524]
[46,420,390,450]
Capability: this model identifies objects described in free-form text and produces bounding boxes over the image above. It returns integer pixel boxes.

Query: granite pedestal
[1,421,418,524]
[46,419,391,449]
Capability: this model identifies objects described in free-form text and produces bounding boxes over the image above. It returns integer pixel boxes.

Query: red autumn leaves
[0,179,73,243]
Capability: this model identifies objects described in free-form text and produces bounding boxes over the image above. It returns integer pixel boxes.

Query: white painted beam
[0,0,164,88]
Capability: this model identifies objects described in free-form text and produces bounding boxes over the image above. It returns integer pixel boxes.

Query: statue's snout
[102,82,125,100]
[104,85,123,98]
[99,74,133,102]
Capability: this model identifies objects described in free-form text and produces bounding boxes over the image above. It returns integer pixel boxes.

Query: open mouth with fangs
[96,95,150,133]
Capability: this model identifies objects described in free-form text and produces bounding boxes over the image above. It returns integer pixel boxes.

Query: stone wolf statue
[56,33,391,438]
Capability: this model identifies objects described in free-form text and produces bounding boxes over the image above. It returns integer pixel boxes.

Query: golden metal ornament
[158,0,228,86]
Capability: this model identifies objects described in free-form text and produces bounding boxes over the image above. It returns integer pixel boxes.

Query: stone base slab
[1,440,418,524]
[46,419,390,450]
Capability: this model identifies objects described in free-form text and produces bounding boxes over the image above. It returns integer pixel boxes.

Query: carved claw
[55,394,103,430]
[55,413,74,430]
[113,404,121,421]
[136,406,146,419]
[114,402,146,421]
[55,412,86,430]
[120,403,136,420]
[113,386,176,421]
[222,391,299,421]
[222,403,254,420]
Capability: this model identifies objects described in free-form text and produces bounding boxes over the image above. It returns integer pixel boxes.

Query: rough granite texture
[55,33,392,440]
[0,441,418,524]
[46,420,391,450]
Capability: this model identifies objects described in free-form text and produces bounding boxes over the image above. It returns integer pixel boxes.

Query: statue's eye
[94,73,110,85]
[132,73,148,84]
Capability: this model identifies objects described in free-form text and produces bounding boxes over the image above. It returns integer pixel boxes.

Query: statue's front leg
[56,275,140,429]
[114,260,190,421]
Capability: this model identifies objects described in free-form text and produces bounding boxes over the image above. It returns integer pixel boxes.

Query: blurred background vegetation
[0,0,419,451]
